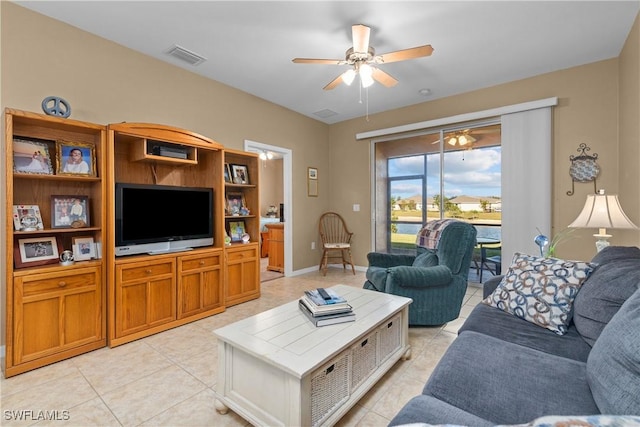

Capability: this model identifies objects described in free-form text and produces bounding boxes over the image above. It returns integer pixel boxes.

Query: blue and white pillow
[483,252,596,335]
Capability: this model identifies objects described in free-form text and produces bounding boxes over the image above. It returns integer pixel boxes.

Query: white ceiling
[15,1,640,124]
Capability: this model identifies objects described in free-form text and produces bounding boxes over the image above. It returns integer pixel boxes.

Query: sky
[388,146,501,200]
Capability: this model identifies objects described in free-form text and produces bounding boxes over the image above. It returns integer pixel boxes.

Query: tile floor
[0,268,483,427]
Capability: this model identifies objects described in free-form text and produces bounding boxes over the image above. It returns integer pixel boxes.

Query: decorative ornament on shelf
[567,143,599,196]
[534,228,576,257]
[41,96,71,118]
[224,232,232,246]
[241,233,250,244]
[59,250,75,266]
[266,205,278,217]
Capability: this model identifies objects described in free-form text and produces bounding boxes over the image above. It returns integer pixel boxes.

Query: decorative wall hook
[567,143,599,196]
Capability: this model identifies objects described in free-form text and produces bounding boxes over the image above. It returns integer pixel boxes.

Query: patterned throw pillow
[482,252,596,335]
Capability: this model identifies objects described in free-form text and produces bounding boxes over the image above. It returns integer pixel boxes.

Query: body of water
[395,223,501,240]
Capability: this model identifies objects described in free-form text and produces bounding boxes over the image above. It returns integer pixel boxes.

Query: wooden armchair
[318,212,355,276]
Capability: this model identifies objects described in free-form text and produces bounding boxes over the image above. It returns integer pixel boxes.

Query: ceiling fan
[433,127,501,148]
[292,24,433,90]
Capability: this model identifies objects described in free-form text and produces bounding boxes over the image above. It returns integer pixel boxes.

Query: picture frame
[55,140,97,177]
[308,167,318,197]
[231,164,249,185]
[12,205,45,231]
[224,163,232,183]
[51,195,90,228]
[14,236,62,268]
[225,192,246,215]
[228,220,246,242]
[72,236,96,261]
[13,138,54,175]
[308,167,318,180]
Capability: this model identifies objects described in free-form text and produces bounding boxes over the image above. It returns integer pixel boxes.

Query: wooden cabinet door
[115,259,176,337]
[225,244,260,306]
[178,251,223,319]
[13,266,103,364]
[267,224,284,272]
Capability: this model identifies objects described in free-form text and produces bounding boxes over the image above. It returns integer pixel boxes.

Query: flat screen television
[115,182,214,256]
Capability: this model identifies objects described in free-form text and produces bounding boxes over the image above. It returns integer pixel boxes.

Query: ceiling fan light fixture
[342,69,356,85]
[359,63,374,88]
[447,137,458,146]
[459,135,469,145]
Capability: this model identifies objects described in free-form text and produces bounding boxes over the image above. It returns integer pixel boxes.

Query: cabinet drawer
[180,253,221,272]
[20,269,99,297]
[226,247,257,262]
[118,261,174,282]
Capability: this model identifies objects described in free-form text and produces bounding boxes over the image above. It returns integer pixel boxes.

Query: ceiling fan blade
[371,67,398,87]
[323,74,344,90]
[379,45,434,63]
[352,24,370,53]
[292,58,342,64]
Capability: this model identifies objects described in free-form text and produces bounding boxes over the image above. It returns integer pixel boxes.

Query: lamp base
[593,233,611,252]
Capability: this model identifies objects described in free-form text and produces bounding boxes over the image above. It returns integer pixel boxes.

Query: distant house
[396,195,422,211]
[449,196,501,212]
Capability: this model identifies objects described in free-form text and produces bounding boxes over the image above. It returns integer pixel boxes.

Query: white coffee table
[213,285,412,427]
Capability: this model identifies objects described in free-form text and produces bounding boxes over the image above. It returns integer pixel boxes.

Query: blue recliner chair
[363,219,477,326]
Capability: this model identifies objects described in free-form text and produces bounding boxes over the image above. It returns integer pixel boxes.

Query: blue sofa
[389,246,640,426]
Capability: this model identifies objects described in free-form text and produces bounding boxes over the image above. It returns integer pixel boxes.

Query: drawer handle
[361,339,368,347]
[199,261,205,265]
[145,269,152,274]
[387,321,393,328]
[326,364,335,374]
[58,281,67,288]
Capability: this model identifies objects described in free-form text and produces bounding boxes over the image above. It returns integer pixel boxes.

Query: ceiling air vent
[165,45,207,66]
[313,109,338,119]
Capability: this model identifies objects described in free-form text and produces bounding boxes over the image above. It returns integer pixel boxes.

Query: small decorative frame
[228,220,246,242]
[51,195,90,228]
[12,205,45,231]
[72,236,96,261]
[308,167,318,197]
[13,138,53,175]
[231,164,249,185]
[225,192,246,216]
[224,163,232,183]
[566,143,600,196]
[15,236,62,268]
[56,140,97,177]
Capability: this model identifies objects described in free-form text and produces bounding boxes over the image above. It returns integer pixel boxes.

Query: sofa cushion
[573,246,640,346]
[459,303,592,362]
[587,287,640,415]
[388,395,493,427]
[423,331,600,425]
[482,252,595,335]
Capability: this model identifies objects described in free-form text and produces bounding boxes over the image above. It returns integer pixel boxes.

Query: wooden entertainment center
[4,109,261,376]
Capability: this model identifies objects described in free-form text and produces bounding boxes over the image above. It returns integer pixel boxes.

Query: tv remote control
[317,288,332,300]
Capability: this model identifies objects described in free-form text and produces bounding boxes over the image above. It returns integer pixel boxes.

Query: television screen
[115,183,213,255]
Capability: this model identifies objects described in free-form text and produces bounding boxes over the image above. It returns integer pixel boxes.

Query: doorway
[244,140,293,279]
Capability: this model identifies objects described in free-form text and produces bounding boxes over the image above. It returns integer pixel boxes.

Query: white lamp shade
[568,192,638,229]
[341,69,356,86]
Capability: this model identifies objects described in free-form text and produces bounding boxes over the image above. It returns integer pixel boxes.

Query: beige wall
[329,14,640,263]
[259,159,284,217]
[1,2,639,272]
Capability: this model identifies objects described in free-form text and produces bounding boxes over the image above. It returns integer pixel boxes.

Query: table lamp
[568,189,638,252]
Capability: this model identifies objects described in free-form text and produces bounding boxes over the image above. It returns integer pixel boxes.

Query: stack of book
[299,288,355,326]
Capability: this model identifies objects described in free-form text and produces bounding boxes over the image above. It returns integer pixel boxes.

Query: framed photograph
[225,192,246,215]
[13,138,53,175]
[12,205,45,231]
[231,164,249,185]
[14,236,62,268]
[72,236,96,261]
[51,195,90,228]
[224,163,232,183]
[308,167,318,180]
[228,220,246,242]
[55,140,97,177]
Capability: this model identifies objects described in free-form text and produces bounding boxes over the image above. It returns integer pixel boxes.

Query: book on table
[299,295,352,316]
[298,300,355,327]
[304,288,348,306]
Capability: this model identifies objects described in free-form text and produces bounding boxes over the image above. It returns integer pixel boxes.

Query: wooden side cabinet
[10,265,105,376]
[266,223,284,273]
[178,250,224,319]
[225,243,260,307]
